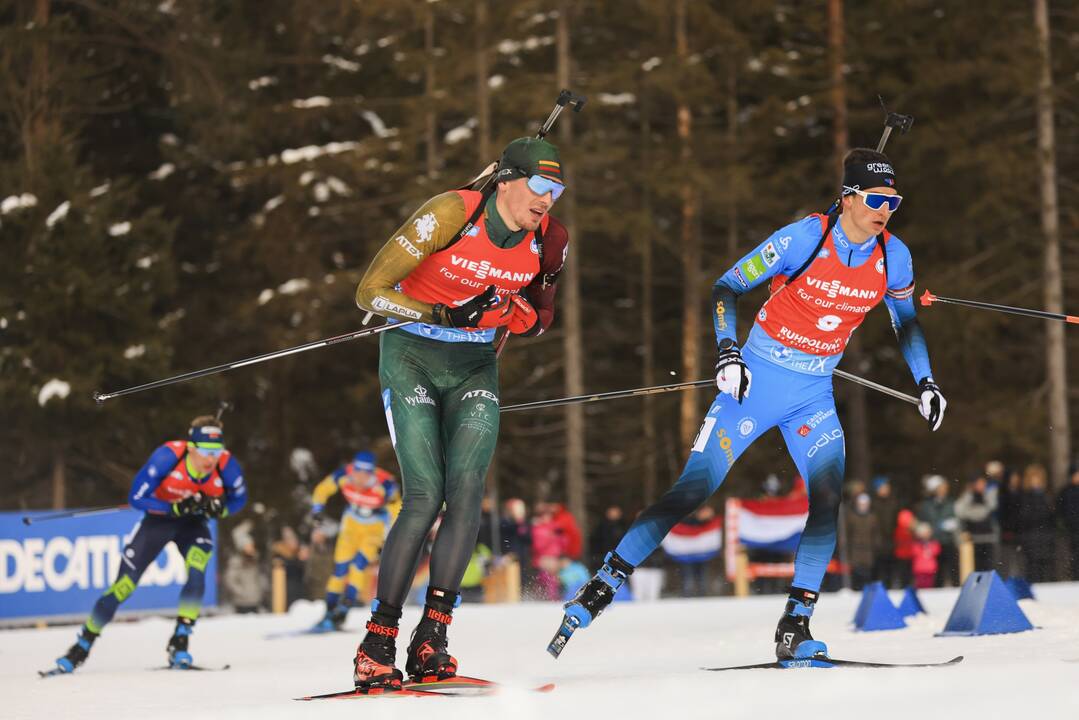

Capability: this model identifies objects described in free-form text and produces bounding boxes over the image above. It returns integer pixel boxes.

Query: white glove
[715,340,752,403]
[918,377,946,431]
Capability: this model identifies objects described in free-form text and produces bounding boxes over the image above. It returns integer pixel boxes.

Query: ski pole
[834,369,918,406]
[921,290,1079,325]
[93,322,409,403]
[22,504,130,526]
[501,370,916,414]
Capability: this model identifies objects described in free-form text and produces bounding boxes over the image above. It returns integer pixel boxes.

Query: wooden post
[958,533,975,585]
[271,558,286,614]
[734,549,750,597]
[482,558,522,603]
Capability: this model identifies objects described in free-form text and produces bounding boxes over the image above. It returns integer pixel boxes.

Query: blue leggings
[615,352,845,592]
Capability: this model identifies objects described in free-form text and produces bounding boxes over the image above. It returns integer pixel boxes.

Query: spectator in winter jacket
[917,475,959,587]
[911,522,941,589]
[893,508,916,588]
[1017,464,1056,582]
[550,503,583,560]
[531,504,564,600]
[845,493,878,590]
[955,473,999,572]
[1057,465,1079,581]
[589,505,628,569]
[224,529,266,613]
[871,476,899,587]
[996,466,1024,577]
[500,497,533,575]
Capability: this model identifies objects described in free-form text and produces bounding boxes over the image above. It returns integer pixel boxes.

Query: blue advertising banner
[0,510,217,622]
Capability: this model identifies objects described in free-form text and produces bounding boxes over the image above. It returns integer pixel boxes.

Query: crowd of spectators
[220,458,1079,611]
[845,460,1079,589]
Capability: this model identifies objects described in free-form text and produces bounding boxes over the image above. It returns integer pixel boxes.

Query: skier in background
[51,415,246,672]
[308,450,400,631]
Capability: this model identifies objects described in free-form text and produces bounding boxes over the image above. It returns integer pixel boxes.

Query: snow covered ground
[7,583,1079,720]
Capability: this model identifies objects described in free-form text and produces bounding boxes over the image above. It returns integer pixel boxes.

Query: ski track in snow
[6,584,1079,720]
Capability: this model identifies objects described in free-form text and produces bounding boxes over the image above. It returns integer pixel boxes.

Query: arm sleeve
[311,472,341,514]
[712,217,821,347]
[355,192,468,323]
[219,456,247,516]
[882,237,933,384]
[519,217,569,336]
[128,446,183,515]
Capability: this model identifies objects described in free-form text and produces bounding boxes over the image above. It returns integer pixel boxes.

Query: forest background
[3,0,1077,542]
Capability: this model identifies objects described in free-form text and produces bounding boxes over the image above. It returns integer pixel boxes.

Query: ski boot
[167,617,195,669]
[313,602,349,633]
[405,587,459,683]
[563,552,633,629]
[353,601,404,692]
[775,587,827,659]
[55,627,98,673]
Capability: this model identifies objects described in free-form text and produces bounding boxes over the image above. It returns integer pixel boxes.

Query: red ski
[405,674,555,696]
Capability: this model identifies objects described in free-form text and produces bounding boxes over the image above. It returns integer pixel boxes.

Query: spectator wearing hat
[910,522,941,589]
[845,493,878,590]
[870,476,899,587]
[917,475,959,587]
[893,508,916,588]
[1017,464,1055,582]
[955,472,999,572]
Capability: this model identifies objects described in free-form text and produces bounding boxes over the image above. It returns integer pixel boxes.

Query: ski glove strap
[433,285,499,328]
[917,377,946,432]
[201,496,227,518]
[172,495,202,517]
[715,340,752,403]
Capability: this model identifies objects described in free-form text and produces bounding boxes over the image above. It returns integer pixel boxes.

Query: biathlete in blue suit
[563,148,947,660]
[53,415,247,673]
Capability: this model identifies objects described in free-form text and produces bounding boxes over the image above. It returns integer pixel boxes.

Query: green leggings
[376,329,499,606]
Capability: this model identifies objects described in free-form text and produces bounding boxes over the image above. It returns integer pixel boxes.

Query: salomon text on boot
[775,587,827,659]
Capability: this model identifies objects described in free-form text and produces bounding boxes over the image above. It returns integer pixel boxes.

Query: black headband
[842,161,897,195]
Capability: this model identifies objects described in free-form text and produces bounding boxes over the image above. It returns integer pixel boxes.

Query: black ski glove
[200,496,228,519]
[433,285,499,328]
[172,495,203,517]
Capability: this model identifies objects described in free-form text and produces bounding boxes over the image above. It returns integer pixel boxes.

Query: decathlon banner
[0,510,217,623]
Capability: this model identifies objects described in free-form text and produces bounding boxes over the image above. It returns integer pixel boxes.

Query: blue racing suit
[615,214,933,593]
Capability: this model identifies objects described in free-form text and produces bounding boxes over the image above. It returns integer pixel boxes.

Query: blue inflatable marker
[896,586,926,617]
[1004,576,1035,601]
[937,571,1034,636]
[853,581,907,631]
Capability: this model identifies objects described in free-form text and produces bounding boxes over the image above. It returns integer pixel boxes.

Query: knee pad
[185,545,212,573]
[109,574,137,603]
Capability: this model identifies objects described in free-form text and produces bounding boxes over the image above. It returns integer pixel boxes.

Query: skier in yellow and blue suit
[310,451,401,632]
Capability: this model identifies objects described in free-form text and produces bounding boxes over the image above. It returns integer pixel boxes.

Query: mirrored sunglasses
[526,174,565,201]
[845,186,902,213]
